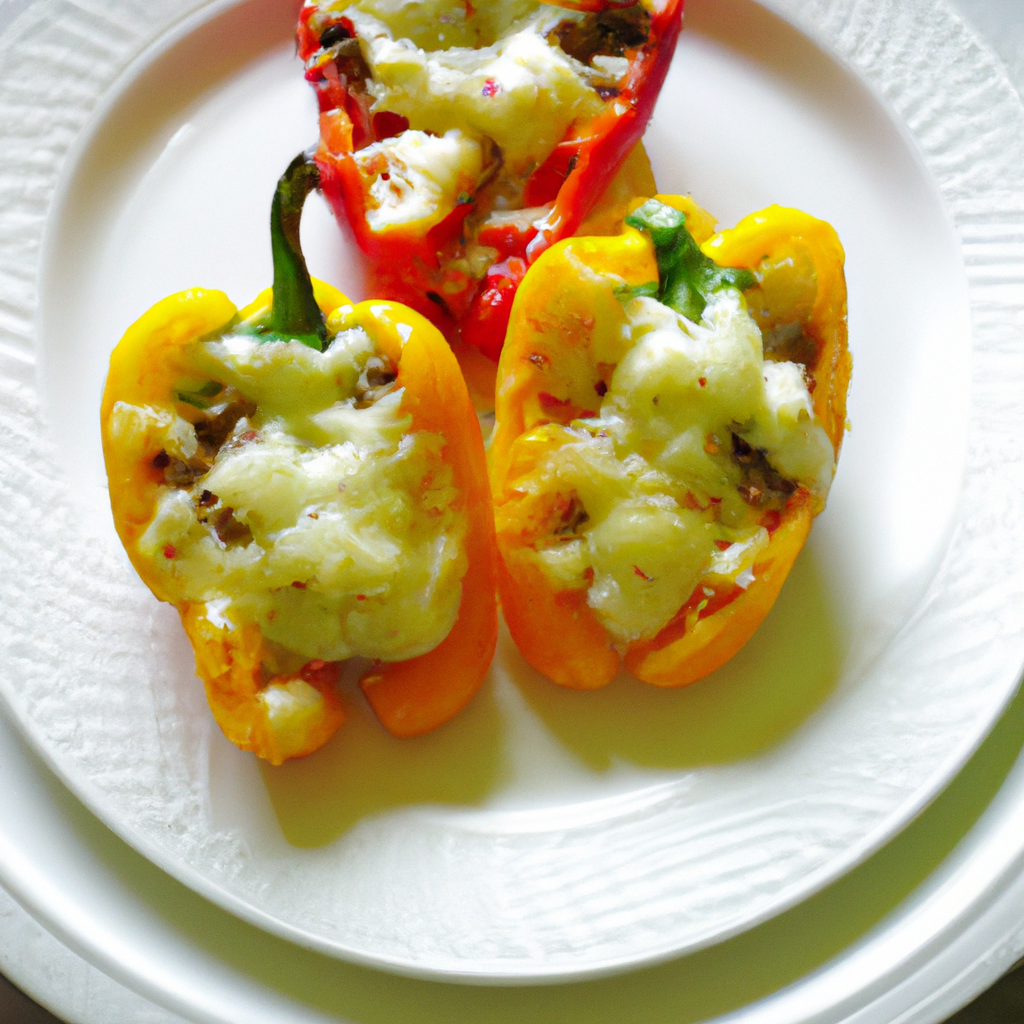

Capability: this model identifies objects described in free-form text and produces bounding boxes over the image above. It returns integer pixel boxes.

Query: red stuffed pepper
[297,0,683,370]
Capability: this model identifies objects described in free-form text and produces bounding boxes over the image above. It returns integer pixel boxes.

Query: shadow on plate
[258,545,841,847]
[257,670,506,848]
[504,546,842,771]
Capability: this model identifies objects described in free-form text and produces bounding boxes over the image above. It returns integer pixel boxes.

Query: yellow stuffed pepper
[489,195,850,689]
[101,154,497,763]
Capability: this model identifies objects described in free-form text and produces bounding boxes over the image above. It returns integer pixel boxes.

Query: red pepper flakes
[300,659,340,687]
[481,78,499,98]
[356,594,367,601]
[633,565,652,582]
[163,544,176,559]
[371,110,408,140]
[761,509,782,533]
[291,581,307,589]
[539,391,568,409]
[537,391,596,419]
[698,377,706,388]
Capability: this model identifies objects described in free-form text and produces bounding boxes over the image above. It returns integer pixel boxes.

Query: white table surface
[2,0,1024,1021]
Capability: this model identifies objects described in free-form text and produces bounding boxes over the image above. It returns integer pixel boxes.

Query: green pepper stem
[625,199,755,322]
[267,151,328,351]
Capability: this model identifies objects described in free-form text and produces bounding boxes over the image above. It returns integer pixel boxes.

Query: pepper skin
[298,0,682,370]
[101,156,497,762]
[489,196,850,690]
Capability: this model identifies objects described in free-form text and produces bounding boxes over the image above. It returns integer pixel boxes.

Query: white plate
[3,643,1024,1024]
[1,0,1023,983]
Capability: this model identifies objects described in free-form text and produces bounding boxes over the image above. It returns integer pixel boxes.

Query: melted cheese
[514,289,834,643]
[355,128,483,231]
[341,5,606,174]
[331,0,539,50]
[111,326,468,663]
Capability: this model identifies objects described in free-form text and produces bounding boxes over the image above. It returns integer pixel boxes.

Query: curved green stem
[267,151,328,350]
[625,198,755,322]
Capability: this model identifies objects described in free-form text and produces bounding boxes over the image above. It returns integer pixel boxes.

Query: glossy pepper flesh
[297,0,683,369]
[489,196,850,690]
[101,154,497,762]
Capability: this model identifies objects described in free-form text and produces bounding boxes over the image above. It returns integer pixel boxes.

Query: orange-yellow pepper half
[489,196,850,690]
[102,284,497,763]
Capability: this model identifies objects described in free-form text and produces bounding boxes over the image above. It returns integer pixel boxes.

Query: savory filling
[304,0,654,260]
[353,128,486,232]
[503,286,834,644]
[339,4,608,175]
[107,324,468,665]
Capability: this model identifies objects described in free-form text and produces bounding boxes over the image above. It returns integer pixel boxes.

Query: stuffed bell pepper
[101,154,497,764]
[297,0,682,370]
[489,196,850,690]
